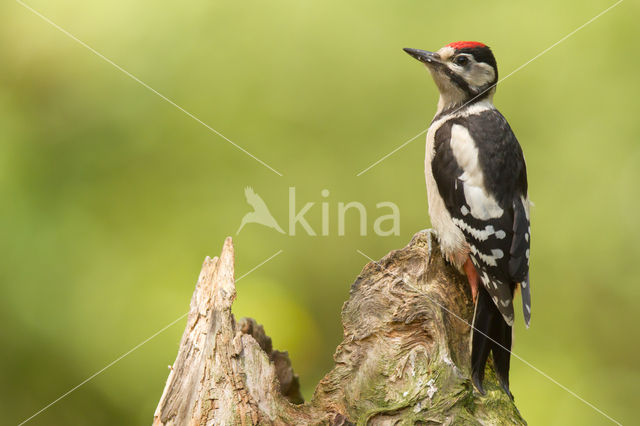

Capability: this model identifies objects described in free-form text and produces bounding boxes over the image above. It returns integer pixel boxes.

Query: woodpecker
[403,41,531,397]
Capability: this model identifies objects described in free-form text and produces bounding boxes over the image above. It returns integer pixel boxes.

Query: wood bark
[153,230,526,425]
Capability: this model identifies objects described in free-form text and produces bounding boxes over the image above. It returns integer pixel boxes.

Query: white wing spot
[452,219,495,241]
[495,230,506,239]
[500,299,511,307]
[525,232,529,242]
[491,249,504,259]
[525,304,531,314]
[525,249,530,259]
[463,184,504,220]
[449,124,504,220]
[469,243,498,267]
[450,125,481,186]
[460,205,469,216]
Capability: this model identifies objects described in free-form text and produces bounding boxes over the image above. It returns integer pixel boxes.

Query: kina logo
[236,187,285,235]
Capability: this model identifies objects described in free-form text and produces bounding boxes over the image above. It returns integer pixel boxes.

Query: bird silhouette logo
[237,187,285,234]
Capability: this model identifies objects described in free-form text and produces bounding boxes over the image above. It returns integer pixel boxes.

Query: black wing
[432,109,531,325]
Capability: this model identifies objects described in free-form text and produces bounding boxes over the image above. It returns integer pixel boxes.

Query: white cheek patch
[442,57,495,93]
[465,62,495,87]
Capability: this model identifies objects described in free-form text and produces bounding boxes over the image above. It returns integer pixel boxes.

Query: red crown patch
[446,41,487,50]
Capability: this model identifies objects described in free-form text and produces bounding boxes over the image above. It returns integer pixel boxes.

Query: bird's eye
[454,56,469,66]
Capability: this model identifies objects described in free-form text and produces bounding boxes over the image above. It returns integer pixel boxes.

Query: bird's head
[404,41,498,111]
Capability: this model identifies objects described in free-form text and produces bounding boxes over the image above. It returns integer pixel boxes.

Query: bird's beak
[403,48,441,67]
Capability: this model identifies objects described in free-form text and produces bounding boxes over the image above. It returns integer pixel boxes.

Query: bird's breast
[425,119,468,269]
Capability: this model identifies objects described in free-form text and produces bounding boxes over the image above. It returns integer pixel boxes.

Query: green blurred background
[2,0,638,424]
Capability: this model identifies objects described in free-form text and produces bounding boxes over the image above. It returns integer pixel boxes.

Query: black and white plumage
[404,41,531,397]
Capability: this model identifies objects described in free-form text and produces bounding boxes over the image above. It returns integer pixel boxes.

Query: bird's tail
[471,286,513,398]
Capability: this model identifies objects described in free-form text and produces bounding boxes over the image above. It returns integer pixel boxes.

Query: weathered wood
[153,231,526,425]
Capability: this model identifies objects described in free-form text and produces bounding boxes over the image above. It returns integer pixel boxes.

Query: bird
[237,187,285,234]
[403,41,531,398]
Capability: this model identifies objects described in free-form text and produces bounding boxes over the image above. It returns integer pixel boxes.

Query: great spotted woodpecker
[404,41,531,397]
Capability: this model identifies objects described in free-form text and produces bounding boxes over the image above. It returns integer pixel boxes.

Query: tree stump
[152,230,526,425]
